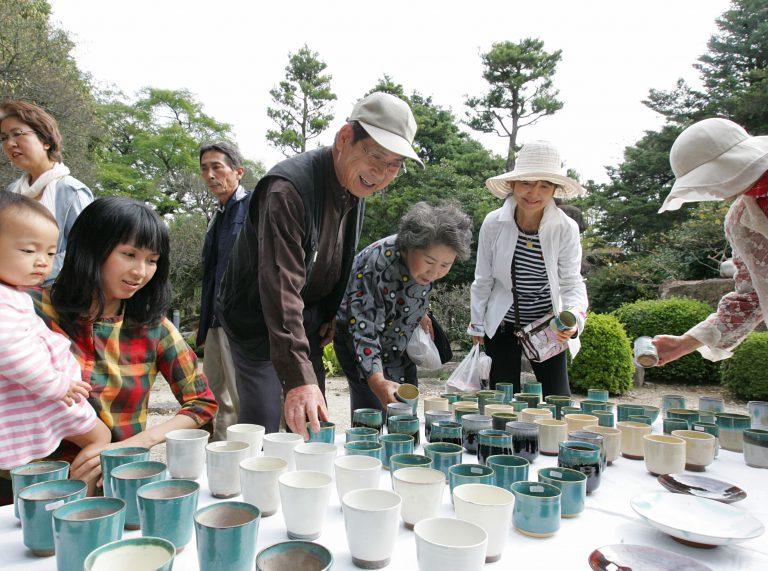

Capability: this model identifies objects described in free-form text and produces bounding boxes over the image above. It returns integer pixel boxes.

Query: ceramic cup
[453,403,480,422]
[594,410,615,428]
[294,442,338,476]
[255,540,333,571]
[584,426,622,465]
[10,460,69,519]
[580,400,610,415]
[414,517,488,571]
[640,405,661,424]
[667,408,700,429]
[538,467,587,518]
[669,429,716,471]
[492,413,518,431]
[206,440,250,498]
[389,454,433,485]
[353,408,385,433]
[629,415,652,425]
[345,440,384,460]
[424,442,464,481]
[663,418,690,435]
[514,392,540,409]
[342,489,402,569]
[587,388,609,402]
[346,427,380,443]
[699,396,725,415]
[425,410,453,442]
[392,467,444,528]
[662,394,686,418]
[508,400,528,413]
[715,412,751,452]
[486,454,529,491]
[569,430,607,470]
[743,428,768,468]
[505,421,539,462]
[396,383,420,415]
[495,383,516,404]
[561,406,581,417]
[448,464,495,498]
[461,414,492,453]
[484,404,514,418]
[380,434,414,469]
[522,381,543,398]
[510,481,561,538]
[308,421,337,444]
[137,478,199,553]
[334,455,381,501]
[18,479,87,556]
[453,483,514,563]
[52,497,126,571]
[227,423,265,457]
[429,420,462,446]
[165,429,209,480]
[616,404,645,423]
[692,421,721,457]
[534,419,568,456]
[476,390,501,414]
[262,432,303,471]
[477,429,513,464]
[84,536,175,571]
[110,460,167,530]
[423,397,450,413]
[617,421,652,459]
[278,470,333,540]
[100,448,151,498]
[564,413,599,433]
[748,401,768,429]
[441,392,462,404]
[520,407,553,424]
[643,434,686,476]
[239,456,288,517]
[633,336,659,367]
[387,414,420,445]
[558,441,602,494]
[194,501,261,571]
[386,402,413,420]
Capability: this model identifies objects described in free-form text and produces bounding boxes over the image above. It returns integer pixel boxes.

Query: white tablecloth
[3,423,768,570]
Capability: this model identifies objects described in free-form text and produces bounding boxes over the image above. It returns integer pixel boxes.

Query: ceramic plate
[588,544,713,571]
[657,473,747,504]
[631,492,764,547]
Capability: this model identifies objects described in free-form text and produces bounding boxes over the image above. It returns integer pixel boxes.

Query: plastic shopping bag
[407,326,443,370]
[445,344,492,393]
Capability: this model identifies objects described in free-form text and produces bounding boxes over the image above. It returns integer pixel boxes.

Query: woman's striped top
[503,229,553,326]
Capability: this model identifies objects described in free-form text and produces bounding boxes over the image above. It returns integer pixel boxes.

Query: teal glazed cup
[111,460,167,530]
[587,388,609,402]
[514,392,541,408]
[476,390,499,414]
[509,400,529,413]
[18,479,87,556]
[389,454,433,480]
[538,467,587,518]
[84,536,175,571]
[454,404,479,424]
[558,441,601,494]
[617,404,645,423]
[396,383,420,415]
[748,401,768,429]
[425,410,453,442]
[580,400,610,415]
[743,429,768,468]
[640,405,660,423]
[495,383,516,404]
[459,395,479,403]
[511,481,561,538]
[477,429,513,464]
[568,430,606,470]
[195,501,261,571]
[424,442,463,482]
[256,540,334,571]
[664,418,690,435]
[440,392,462,404]
[353,408,384,433]
[487,455,529,491]
[101,447,151,497]
[699,396,725,415]
[561,406,581,417]
[629,415,653,425]
[594,411,615,427]
[10,460,69,519]
[52,496,126,571]
[137,478,199,553]
[380,434,415,469]
[430,420,462,446]
[448,464,495,497]
[522,381,543,398]
[662,394,686,417]
[387,414,420,445]
[346,427,379,443]
[537,403,557,417]
[345,440,384,460]
[716,412,752,452]
[492,413,518,431]
[667,408,700,429]
[308,421,336,443]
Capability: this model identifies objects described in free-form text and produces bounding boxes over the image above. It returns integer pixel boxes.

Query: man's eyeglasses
[362,145,407,177]
[0,129,36,144]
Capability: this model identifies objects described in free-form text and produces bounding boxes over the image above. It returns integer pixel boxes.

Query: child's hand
[62,379,91,407]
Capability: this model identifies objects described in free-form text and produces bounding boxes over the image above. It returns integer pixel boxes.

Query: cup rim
[342,488,402,512]
[670,430,716,441]
[392,466,444,484]
[414,517,488,548]
[564,413,599,422]
[227,423,266,434]
[334,455,381,470]
[194,501,261,528]
[345,441,383,450]
[165,428,210,441]
[256,540,333,568]
[453,482,514,506]
[538,466,588,483]
[206,440,251,453]
[10,460,69,477]
[380,433,415,443]
[715,412,751,420]
[84,536,175,569]
[397,383,420,400]
[346,427,379,435]
[278,470,332,489]
[617,421,652,429]
[448,463,494,478]
[487,454,529,467]
[100,447,150,458]
[137,478,199,500]
[111,460,166,480]
[295,442,338,454]
[53,496,126,522]
[643,434,686,445]
[240,456,289,472]
[262,432,304,443]
[424,442,463,454]
[18,478,87,502]
[510,480,562,499]
[560,440,600,452]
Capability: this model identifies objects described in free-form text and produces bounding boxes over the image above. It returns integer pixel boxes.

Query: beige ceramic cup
[424,397,450,413]
[671,430,716,472]
[278,470,333,540]
[617,421,652,460]
[453,483,514,564]
[564,414,599,433]
[484,404,515,417]
[451,402,479,414]
[643,435,686,476]
[226,424,265,457]
[263,432,304,471]
[520,408,553,424]
[534,419,568,456]
[393,467,445,529]
[584,426,622,465]
[206,441,250,498]
[239,456,288,516]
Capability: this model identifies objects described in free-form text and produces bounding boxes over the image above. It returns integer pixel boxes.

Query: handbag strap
[511,255,522,332]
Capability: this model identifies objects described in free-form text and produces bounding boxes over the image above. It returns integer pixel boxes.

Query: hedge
[721,332,768,400]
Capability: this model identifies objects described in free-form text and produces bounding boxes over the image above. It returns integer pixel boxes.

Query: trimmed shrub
[568,312,634,395]
[721,332,768,400]
[613,298,719,384]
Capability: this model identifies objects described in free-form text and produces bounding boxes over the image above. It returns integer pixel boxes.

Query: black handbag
[428,311,453,364]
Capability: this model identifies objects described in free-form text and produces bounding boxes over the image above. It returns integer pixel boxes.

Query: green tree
[465,39,563,169]
[266,45,336,156]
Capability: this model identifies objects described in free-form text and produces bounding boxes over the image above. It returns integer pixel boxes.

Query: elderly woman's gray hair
[395,201,473,261]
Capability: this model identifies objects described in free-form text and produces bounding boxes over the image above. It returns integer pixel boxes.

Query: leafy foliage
[168,212,207,323]
[586,256,668,314]
[323,343,340,377]
[428,283,473,350]
[721,331,768,400]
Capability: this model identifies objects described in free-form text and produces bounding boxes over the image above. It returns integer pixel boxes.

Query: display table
[3,424,768,570]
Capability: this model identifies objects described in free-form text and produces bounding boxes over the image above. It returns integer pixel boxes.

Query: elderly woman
[334,201,473,411]
[0,100,93,283]
[653,118,768,364]
[469,141,588,397]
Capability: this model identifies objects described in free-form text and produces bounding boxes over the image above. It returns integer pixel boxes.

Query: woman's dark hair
[51,197,171,335]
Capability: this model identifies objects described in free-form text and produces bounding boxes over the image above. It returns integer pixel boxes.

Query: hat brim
[357,121,424,168]
[486,171,586,200]
[659,136,768,212]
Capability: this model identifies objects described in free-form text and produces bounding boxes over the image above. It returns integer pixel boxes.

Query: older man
[197,142,251,440]
[218,92,423,438]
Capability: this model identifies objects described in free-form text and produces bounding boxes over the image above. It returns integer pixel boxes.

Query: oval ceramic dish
[657,473,746,504]
[588,544,713,571]
[630,491,764,547]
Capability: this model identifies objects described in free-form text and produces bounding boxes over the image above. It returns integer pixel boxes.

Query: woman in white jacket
[468,141,588,396]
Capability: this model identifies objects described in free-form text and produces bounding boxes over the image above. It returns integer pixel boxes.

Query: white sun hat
[485,140,586,199]
[659,118,768,213]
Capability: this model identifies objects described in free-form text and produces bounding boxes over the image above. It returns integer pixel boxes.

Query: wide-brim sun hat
[659,117,768,212]
[485,140,586,199]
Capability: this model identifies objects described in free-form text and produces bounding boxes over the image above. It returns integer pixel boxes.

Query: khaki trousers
[203,327,240,440]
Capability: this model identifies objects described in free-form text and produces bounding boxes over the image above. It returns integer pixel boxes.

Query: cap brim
[358,121,424,168]
[486,171,586,200]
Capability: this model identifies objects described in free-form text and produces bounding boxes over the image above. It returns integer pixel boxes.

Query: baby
[0,192,110,484]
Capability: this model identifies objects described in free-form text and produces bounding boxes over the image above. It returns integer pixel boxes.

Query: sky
[49,0,732,183]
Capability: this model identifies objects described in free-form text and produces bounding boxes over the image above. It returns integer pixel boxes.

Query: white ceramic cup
[342,489,402,569]
[671,430,716,471]
[205,440,250,498]
[263,432,304,471]
[484,404,515,416]
[278,470,333,540]
[453,483,514,564]
[617,421,652,459]
[414,517,488,571]
[534,419,568,456]
[294,443,338,476]
[239,456,288,517]
[226,424,265,457]
[585,426,622,465]
[334,455,381,502]
[165,429,209,479]
[423,397,450,413]
[392,467,445,529]
[520,408,552,424]
[564,414,599,433]
[643,435,686,476]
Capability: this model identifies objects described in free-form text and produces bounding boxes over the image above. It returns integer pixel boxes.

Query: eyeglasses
[0,129,36,144]
[362,144,407,177]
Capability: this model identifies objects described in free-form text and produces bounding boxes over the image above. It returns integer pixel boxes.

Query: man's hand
[420,314,434,339]
[368,373,400,407]
[318,319,336,348]
[652,334,702,366]
[284,384,329,440]
[62,379,91,407]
